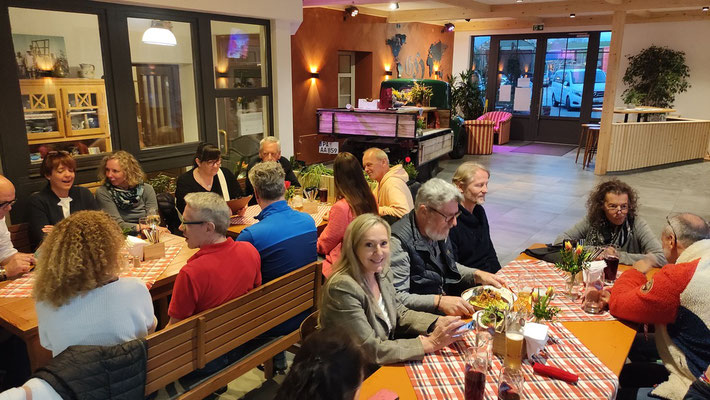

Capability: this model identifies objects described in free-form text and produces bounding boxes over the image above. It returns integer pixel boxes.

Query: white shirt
[0,217,18,263]
[377,295,393,332]
[0,378,61,400]
[57,197,72,219]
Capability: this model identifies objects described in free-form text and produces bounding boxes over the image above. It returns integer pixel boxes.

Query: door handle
[218,129,228,154]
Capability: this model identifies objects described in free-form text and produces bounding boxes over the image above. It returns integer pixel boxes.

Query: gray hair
[665,213,710,248]
[415,178,463,209]
[248,161,286,201]
[260,136,281,151]
[183,192,231,235]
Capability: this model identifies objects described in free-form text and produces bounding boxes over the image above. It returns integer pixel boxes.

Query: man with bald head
[607,213,710,399]
[362,147,414,220]
[0,175,34,282]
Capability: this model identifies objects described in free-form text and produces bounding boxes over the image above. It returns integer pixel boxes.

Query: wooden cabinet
[20,78,111,162]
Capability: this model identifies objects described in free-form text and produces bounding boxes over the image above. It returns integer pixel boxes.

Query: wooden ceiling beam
[434,0,490,12]
[303,0,422,6]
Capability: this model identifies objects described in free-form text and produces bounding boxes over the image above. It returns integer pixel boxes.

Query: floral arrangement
[409,81,433,106]
[531,286,560,322]
[400,157,418,181]
[554,241,593,276]
[391,89,412,104]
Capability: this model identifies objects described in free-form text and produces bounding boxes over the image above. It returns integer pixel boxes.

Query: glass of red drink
[497,367,524,400]
[464,346,489,400]
[603,255,619,285]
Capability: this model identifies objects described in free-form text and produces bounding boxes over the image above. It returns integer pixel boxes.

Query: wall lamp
[310,71,320,79]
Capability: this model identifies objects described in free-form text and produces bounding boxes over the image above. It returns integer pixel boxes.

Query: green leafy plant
[622,46,690,108]
[409,81,433,106]
[448,70,484,121]
[146,173,176,194]
[298,163,333,189]
[531,286,560,323]
[554,241,593,276]
[399,157,418,181]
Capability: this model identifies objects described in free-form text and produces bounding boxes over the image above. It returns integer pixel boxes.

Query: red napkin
[533,362,579,383]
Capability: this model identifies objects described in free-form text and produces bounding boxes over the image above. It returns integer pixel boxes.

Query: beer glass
[504,313,525,370]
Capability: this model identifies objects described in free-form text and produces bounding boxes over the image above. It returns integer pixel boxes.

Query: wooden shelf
[28,133,108,145]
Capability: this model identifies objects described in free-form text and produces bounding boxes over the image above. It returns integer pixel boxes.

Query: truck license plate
[318,141,339,155]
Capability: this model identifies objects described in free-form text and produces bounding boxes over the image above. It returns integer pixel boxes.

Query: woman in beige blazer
[320,213,465,366]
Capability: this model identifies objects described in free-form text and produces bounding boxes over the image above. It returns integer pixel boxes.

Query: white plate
[462,285,516,311]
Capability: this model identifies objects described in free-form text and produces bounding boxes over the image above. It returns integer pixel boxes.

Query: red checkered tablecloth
[497,259,616,322]
[405,322,619,400]
[230,204,331,227]
[0,243,182,298]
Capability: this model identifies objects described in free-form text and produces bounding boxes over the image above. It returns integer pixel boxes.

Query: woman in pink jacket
[318,152,378,277]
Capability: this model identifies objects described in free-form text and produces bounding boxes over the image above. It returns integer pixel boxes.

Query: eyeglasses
[0,199,16,209]
[427,206,461,223]
[180,218,207,226]
[666,215,677,248]
[204,158,222,166]
[604,203,629,212]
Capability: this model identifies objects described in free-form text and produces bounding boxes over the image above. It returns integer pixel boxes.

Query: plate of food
[462,285,515,311]
[474,307,506,332]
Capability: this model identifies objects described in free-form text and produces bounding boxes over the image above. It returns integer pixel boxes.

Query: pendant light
[142,20,177,46]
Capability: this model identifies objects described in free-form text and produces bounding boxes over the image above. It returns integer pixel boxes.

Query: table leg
[23,332,52,371]
[154,297,169,330]
[624,114,629,123]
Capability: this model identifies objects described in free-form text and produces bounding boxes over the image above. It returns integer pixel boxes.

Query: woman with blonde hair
[33,210,156,357]
[317,152,378,277]
[319,213,464,368]
[95,150,158,234]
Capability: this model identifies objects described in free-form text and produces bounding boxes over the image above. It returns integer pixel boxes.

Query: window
[470,36,490,103]
[495,39,537,115]
[337,52,355,108]
[592,31,611,120]
[542,36,590,118]
[9,7,112,164]
[127,18,200,149]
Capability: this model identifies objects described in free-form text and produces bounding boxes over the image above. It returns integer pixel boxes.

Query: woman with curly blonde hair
[95,150,158,234]
[555,179,665,266]
[33,210,156,356]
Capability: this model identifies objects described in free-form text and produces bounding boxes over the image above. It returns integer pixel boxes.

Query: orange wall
[291,7,454,163]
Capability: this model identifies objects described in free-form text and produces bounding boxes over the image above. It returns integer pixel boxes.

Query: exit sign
[533,24,544,31]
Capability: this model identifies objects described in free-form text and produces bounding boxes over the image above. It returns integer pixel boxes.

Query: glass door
[494,39,537,115]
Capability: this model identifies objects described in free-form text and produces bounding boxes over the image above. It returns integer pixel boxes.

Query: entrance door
[492,38,537,139]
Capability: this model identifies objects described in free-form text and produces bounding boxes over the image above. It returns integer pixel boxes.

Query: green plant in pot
[622,46,690,109]
[409,81,433,106]
[448,70,485,159]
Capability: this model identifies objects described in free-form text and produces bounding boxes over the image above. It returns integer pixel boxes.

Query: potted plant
[448,70,485,158]
[622,46,690,110]
[409,81,433,107]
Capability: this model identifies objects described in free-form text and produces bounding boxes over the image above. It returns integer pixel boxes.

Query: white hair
[415,178,463,209]
[183,192,231,235]
[259,136,281,151]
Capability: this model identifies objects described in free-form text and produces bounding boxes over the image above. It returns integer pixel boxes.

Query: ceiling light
[703,6,709,11]
[141,20,177,46]
[516,0,523,2]
[442,22,455,33]
[345,6,359,17]
[569,13,576,18]
[389,2,399,10]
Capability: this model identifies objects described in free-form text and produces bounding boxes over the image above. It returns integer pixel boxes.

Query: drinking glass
[146,207,161,228]
[603,255,619,285]
[497,366,524,400]
[582,268,604,314]
[504,313,525,370]
[464,346,489,400]
[318,187,328,203]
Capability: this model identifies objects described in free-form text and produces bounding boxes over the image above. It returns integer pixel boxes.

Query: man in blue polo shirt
[237,160,317,372]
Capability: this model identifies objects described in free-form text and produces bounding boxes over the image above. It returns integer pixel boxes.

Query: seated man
[362,147,414,221]
[608,213,710,399]
[244,137,300,205]
[388,178,504,317]
[168,192,261,324]
[237,161,317,372]
[450,162,501,273]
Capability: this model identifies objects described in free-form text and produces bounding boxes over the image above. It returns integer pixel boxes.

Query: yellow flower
[564,241,572,251]
[575,244,583,256]
[531,290,540,302]
[546,286,555,298]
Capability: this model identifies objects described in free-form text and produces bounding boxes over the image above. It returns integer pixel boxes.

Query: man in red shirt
[168,192,261,323]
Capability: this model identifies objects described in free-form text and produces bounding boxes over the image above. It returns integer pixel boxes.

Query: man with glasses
[388,178,504,316]
[0,175,34,282]
[243,137,300,206]
[606,213,710,399]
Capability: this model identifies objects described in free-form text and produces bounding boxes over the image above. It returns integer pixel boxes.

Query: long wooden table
[359,249,654,399]
[592,106,676,122]
[0,233,196,371]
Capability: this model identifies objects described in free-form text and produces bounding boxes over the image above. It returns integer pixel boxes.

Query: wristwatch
[0,266,7,282]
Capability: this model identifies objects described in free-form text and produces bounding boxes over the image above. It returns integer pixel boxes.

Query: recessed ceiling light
[390,2,399,10]
[570,13,576,18]
[703,6,709,12]
[516,0,523,2]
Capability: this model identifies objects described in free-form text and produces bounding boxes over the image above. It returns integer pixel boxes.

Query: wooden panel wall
[607,120,710,172]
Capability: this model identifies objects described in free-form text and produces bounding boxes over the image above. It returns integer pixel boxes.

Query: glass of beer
[497,367,524,400]
[504,313,525,371]
[464,346,489,400]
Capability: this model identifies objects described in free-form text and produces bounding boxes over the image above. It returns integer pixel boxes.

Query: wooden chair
[299,310,320,341]
[583,126,601,169]
[9,223,31,253]
[575,124,600,164]
[143,261,322,399]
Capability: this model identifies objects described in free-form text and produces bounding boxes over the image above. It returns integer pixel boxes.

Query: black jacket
[390,211,462,296]
[28,184,98,250]
[174,167,244,214]
[33,339,147,400]
[684,378,710,400]
[449,203,501,273]
[243,156,300,205]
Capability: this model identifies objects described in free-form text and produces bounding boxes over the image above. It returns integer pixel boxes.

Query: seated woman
[95,150,158,234]
[317,152,378,277]
[319,213,465,367]
[555,179,666,266]
[33,210,156,357]
[175,143,244,214]
[274,328,365,400]
[450,162,501,273]
[28,151,97,249]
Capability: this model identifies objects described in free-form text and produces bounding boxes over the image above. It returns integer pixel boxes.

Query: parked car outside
[549,68,606,110]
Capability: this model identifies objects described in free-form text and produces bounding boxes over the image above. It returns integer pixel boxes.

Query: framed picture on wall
[12,33,68,78]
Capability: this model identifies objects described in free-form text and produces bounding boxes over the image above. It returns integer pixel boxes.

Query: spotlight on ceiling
[442,22,455,33]
[703,6,709,11]
[389,2,399,10]
[516,0,523,2]
[345,6,359,17]
[569,13,576,18]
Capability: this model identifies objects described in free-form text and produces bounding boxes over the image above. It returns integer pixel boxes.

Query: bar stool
[583,126,601,169]
[576,124,600,164]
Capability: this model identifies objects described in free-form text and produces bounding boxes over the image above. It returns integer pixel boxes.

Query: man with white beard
[388,178,505,317]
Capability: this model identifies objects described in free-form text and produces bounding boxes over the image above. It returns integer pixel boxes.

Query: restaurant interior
[0,0,709,399]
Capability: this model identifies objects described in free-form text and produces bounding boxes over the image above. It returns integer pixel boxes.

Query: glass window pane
[10,7,112,164]
[592,32,612,119]
[216,96,269,173]
[211,21,268,89]
[338,54,351,73]
[541,37,588,118]
[339,77,351,95]
[473,36,490,54]
[128,18,199,149]
[495,39,536,115]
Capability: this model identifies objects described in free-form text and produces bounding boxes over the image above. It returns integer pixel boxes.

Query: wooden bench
[143,261,322,399]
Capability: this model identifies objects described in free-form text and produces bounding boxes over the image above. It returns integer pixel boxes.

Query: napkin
[533,362,579,383]
[523,322,548,359]
[126,235,147,259]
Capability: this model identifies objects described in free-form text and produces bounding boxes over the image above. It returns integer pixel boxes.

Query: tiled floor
[212,142,710,399]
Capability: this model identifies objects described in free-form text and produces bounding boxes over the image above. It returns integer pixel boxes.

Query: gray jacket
[320,269,438,366]
[95,183,158,233]
[555,216,666,265]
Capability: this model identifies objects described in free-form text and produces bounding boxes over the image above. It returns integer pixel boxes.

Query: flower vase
[564,272,578,300]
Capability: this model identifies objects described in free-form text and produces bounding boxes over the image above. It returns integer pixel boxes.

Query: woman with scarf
[555,179,665,266]
[95,151,158,234]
